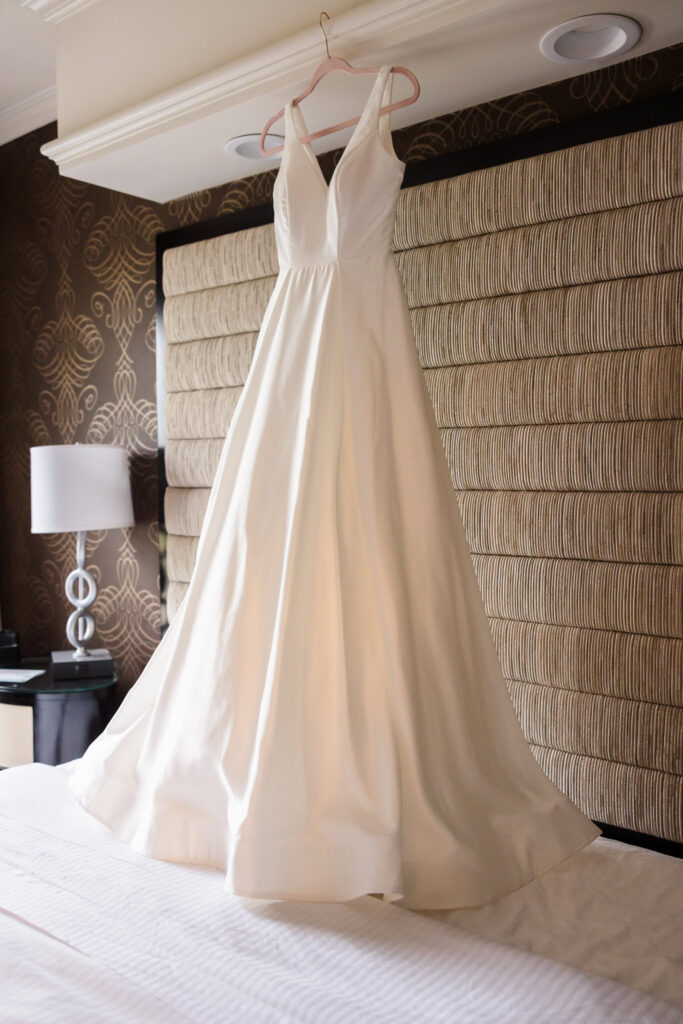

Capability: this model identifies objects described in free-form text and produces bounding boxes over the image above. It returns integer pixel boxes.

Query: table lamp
[30,444,135,679]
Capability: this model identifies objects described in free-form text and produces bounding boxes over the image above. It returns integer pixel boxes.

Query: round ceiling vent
[539,14,642,64]
[224,134,284,160]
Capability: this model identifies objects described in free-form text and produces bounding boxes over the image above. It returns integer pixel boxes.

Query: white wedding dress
[68,66,600,909]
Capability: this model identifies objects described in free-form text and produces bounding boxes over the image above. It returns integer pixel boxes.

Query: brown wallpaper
[1,44,681,692]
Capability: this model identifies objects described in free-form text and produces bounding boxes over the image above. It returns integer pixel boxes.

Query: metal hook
[319,11,330,59]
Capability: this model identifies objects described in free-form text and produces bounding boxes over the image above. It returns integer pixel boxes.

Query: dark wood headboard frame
[155,90,683,861]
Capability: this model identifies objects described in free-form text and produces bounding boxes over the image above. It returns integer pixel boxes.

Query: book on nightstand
[0,629,20,668]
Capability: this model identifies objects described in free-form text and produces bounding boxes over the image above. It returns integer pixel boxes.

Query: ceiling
[3,0,683,199]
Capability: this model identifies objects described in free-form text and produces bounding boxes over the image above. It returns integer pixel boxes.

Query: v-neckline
[286,66,391,196]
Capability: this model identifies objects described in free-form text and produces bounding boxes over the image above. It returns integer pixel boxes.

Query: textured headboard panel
[161,121,683,843]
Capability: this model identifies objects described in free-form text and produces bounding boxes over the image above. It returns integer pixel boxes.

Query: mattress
[0,761,681,1023]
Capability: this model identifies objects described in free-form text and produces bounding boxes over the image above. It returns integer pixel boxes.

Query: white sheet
[1,761,681,1024]
[426,833,683,1008]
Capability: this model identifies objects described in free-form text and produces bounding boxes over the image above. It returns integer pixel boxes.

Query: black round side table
[0,658,119,768]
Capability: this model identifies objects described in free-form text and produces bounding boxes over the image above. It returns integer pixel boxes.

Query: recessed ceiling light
[539,14,642,64]
[224,133,285,160]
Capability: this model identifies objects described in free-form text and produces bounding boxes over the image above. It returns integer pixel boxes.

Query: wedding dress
[68,65,600,909]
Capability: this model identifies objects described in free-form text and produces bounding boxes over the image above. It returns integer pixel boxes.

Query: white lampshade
[31,444,135,534]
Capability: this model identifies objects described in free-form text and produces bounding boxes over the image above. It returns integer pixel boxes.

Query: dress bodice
[273,65,406,268]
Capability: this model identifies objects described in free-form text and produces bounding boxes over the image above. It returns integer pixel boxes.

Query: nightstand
[0,658,119,769]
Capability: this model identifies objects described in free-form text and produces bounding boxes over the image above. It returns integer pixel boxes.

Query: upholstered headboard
[160,120,683,845]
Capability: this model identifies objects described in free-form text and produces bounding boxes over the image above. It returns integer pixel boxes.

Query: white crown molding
[41,0,499,169]
[0,86,57,146]
[19,0,103,24]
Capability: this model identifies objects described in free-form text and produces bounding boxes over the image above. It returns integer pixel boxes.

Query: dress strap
[356,65,392,136]
[284,100,301,152]
[377,67,394,149]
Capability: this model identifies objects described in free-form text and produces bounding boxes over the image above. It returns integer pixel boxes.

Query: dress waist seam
[279,251,392,270]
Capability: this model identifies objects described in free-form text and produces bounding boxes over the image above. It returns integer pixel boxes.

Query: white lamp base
[51,649,114,680]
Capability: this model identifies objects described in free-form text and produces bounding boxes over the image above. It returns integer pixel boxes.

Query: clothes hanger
[258,11,420,157]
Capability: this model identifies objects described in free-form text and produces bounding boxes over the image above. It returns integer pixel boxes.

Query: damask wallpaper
[1,43,681,693]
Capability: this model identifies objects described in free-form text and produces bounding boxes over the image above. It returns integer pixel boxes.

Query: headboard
[159,119,683,847]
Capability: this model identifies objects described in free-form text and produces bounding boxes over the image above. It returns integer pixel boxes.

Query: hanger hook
[319,11,330,59]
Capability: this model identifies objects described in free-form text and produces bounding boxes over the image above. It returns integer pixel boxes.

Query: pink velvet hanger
[258,11,420,157]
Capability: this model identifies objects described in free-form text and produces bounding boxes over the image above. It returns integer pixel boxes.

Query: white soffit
[0,84,56,145]
[20,0,103,23]
[0,0,57,142]
[39,0,683,202]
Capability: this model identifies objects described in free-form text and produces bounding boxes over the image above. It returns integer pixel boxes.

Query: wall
[0,43,680,692]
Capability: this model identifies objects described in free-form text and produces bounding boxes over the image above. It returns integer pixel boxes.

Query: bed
[3,102,681,1023]
[1,760,682,1022]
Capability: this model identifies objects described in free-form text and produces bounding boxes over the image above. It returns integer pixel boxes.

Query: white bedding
[1,761,681,1023]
